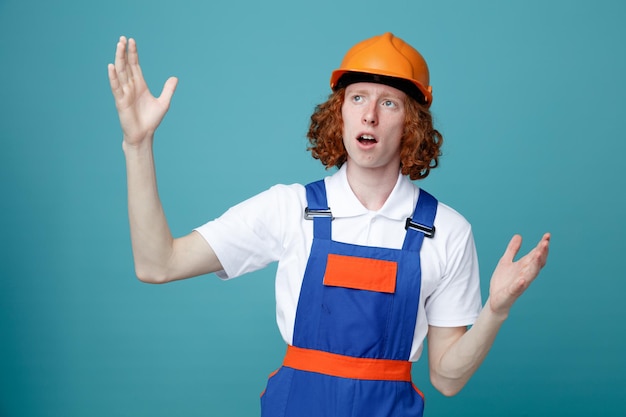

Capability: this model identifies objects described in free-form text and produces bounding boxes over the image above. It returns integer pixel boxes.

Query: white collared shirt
[195,165,482,362]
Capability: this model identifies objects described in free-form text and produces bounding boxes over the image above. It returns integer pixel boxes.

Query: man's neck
[345,163,400,211]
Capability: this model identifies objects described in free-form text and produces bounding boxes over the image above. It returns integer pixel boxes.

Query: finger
[515,236,550,285]
[522,232,549,254]
[534,233,551,268]
[127,38,144,83]
[108,63,123,101]
[114,36,129,85]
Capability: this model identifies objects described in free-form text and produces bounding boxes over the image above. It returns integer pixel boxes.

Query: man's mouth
[357,134,377,144]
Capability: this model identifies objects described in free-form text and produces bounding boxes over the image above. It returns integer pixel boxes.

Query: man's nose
[362,103,378,126]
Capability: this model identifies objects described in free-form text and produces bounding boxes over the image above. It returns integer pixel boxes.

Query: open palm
[108,36,178,145]
[488,233,551,317]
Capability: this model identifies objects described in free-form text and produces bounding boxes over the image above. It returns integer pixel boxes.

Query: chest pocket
[323,254,397,294]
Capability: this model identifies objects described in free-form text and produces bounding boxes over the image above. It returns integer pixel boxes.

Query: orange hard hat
[330,32,433,107]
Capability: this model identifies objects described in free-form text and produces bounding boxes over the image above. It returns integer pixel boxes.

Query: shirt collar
[324,165,418,220]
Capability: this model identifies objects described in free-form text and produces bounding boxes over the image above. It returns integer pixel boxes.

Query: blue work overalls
[261,180,437,417]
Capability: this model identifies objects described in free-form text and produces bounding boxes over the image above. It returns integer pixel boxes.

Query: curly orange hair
[307,88,443,180]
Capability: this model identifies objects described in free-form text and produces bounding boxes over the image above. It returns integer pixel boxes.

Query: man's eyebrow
[349,88,404,100]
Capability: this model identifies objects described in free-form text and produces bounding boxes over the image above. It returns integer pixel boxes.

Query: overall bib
[261,180,437,417]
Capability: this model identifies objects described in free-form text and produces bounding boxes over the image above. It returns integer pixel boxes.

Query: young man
[108,32,550,416]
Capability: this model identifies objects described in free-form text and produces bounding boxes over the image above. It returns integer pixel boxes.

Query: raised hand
[107,36,178,146]
[488,233,551,318]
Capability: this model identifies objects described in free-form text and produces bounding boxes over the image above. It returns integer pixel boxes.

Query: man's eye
[383,100,395,107]
[353,95,362,102]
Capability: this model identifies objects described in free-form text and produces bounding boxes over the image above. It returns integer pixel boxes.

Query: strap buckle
[405,218,435,238]
[304,207,333,220]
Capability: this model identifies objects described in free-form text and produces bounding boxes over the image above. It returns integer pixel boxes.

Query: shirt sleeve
[424,220,483,327]
[194,184,300,279]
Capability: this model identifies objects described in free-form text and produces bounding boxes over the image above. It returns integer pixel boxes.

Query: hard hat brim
[331,69,433,107]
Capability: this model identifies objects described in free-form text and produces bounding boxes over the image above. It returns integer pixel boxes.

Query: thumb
[500,234,522,264]
[159,76,179,107]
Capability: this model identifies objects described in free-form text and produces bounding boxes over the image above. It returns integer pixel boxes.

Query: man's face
[341,82,407,176]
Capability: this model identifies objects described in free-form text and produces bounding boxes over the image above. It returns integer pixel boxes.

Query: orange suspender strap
[283,345,412,382]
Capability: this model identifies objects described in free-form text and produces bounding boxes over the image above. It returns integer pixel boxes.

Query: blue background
[1,0,625,416]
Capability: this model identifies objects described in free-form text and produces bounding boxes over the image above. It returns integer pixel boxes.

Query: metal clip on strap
[405,218,435,238]
[304,207,333,220]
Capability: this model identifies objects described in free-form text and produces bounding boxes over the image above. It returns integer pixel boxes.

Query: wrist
[485,298,510,324]
[122,134,154,154]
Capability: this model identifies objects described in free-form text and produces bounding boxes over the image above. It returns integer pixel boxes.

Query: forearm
[123,137,175,283]
[429,301,507,396]
[430,233,551,396]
